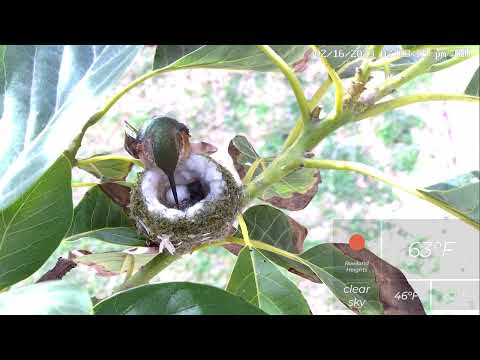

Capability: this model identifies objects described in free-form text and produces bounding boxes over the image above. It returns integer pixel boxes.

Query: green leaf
[153,45,202,69]
[237,205,306,253]
[226,204,310,279]
[73,250,155,276]
[66,227,146,246]
[77,154,139,180]
[228,135,320,210]
[0,281,92,315]
[64,186,143,245]
[226,248,311,315]
[465,67,479,96]
[419,171,479,225]
[298,244,382,314]
[94,282,267,315]
[0,45,142,210]
[0,156,72,289]
[159,45,309,72]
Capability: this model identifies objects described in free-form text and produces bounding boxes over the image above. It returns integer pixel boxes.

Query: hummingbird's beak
[167,174,180,209]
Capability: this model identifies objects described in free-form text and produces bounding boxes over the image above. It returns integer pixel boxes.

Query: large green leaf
[419,171,479,225]
[156,45,308,72]
[227,204,312,279]
[228,135,320,210]
[465,67,479,96]
[0,156,72,289]
[0,281,92,315]
[65,185,145,245]
[237,205,306,253]
[77,154,138,180]
[299,244,382,314]
[94,282,267,315]
[0,45,142,210]
[65,227,146,246]
[226,247,311,315]
[153,45,202,69]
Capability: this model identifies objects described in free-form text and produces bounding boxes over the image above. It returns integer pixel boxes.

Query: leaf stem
[310,45,344,115]
[373,50,436,101]
[71,182,99,188]
[429,55,475,72]
[77,155,144,168]
[115,251,182,291]
[256,45,311,126]
[237,214,253,249]
[303,159,479,230]
[357,93,480,120]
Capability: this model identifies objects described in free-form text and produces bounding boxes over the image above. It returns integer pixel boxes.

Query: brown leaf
[68,250,92,260]
[36,258,77,283]
[286,216,308,253]
[263,171,321,211]
[227,138,249,179]
[333,244,426,315]
[228,136,320,211]
[223,244,244,255]
[288,267,321,283]
[99,182,131,209]
[124,132,140,159]
[293,49,313,73]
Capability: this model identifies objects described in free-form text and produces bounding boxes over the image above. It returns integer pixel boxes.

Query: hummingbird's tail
[167,174,180,209]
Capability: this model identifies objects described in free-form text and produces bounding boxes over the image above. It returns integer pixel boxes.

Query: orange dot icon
[349,233,365,251]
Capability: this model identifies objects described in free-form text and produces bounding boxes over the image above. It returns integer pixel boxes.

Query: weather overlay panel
[330,219,479,313]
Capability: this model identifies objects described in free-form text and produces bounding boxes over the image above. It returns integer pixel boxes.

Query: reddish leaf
[228,135,321,211]
[293,49,313,73]
[263,171,321,211]
[99,182,131,209]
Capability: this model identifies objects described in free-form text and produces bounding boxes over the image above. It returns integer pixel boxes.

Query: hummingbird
[125,116,191,209]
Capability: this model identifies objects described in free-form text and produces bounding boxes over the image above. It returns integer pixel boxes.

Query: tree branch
[282,78,332,150]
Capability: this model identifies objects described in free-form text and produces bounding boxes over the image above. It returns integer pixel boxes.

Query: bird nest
[130,154,242,254]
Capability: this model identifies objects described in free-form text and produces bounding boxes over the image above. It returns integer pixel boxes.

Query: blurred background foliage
[14,46,479,314]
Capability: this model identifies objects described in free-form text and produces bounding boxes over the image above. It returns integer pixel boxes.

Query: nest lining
[141,154,226,218]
